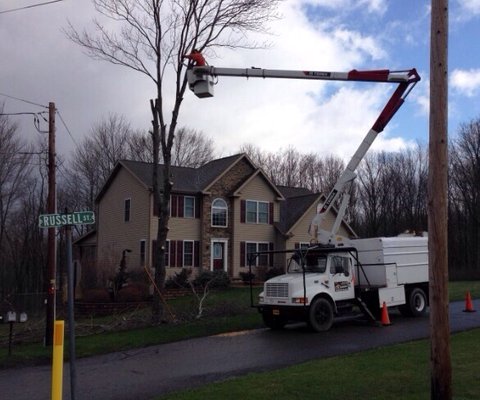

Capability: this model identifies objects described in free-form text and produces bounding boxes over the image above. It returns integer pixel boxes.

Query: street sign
[39,211,95,228]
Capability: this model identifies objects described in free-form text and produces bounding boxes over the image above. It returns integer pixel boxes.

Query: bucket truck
[187,57,428,331]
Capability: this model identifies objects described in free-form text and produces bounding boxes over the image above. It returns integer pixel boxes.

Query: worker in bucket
[183,49,206,67]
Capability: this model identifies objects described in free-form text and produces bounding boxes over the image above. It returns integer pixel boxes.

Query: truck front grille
[266,283,288,298]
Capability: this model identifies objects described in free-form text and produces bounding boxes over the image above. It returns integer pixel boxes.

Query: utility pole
[429,1,451,399]
[45,102,56,346]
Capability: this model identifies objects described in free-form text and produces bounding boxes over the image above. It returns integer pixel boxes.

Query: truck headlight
[258,296,264,303]
[292,297,308,304]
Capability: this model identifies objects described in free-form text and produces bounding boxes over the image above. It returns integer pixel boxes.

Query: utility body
[187,56,425,331]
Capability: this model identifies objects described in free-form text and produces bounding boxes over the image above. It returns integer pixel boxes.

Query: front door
[212,241,225,271]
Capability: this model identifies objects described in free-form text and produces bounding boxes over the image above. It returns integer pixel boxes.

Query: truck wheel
[308,298,334,332]
[262,313,286,330]
[400,288,428,317]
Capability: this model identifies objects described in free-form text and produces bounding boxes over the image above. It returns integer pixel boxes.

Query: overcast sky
[1,0,480,163]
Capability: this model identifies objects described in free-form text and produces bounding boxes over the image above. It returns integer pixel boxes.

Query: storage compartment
[352,237,428,286]
[378,286,406,307]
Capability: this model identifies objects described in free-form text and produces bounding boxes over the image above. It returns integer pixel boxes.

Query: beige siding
[232,174,279,277]
[97,168,150,283]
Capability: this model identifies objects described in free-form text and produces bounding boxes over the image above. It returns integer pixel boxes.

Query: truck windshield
[288,254,327,273]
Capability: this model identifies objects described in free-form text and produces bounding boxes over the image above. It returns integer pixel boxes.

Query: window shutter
[294,242,300,249]
[178,196,184,218]
[170,241,177,267]
[195,196,201,219]
[152,240,157,267]
[269,242,274,267]
[240,200,246,223]
[269,202,274,224]
[240,241,245,267]
[170,195,176,217]
[153,199,159,217]
[194,241,200,267]
[176,240,183,267]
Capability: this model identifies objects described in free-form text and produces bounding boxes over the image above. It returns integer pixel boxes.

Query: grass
[0,281,478,369]
[448,280,480,302]
[158,328,480,400]
[0,287,263,368]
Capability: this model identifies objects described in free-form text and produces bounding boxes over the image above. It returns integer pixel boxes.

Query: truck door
[329,255,355,301]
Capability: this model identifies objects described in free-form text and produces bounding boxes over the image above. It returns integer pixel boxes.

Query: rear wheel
[399,287,428,317]
[262,312,286,330]
[308,298,334,332]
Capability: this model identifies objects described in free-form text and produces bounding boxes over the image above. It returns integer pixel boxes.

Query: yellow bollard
[51,320,64,400]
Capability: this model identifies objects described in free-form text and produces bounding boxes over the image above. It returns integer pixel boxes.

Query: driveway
[0,300,479,400]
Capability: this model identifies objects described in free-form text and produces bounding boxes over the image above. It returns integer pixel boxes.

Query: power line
[0,92,48,108]
[57,109,79,148]
[0,0,64,15]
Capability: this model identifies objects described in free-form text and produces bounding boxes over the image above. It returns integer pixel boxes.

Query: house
[76,153,355,285]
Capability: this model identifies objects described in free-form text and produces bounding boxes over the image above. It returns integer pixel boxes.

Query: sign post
[40,210,94,400]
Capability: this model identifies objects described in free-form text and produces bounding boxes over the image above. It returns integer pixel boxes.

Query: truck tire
[308,298,334,332]
[400,287,428,317]
[262,313,286,330]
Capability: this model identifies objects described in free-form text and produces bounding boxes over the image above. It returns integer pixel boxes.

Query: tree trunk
[151,98,168,323]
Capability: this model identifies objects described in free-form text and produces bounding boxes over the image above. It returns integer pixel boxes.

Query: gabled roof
[96,153,250,203]
[276,185,313,198]
[73,228,97,246]
[276,193,321,235]
[276,191,356,238]
[198,154,247,191]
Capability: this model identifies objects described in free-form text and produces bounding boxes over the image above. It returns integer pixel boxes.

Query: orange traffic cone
[381,301,391,326]
[463,291,476,313]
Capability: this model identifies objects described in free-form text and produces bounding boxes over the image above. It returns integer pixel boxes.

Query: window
[140,240,146,266]
[246,201,257,223]
[170,195,196,218]
[212,198,228,227]
[258,243,269,266]
[246,243,257,265]
[183,241,194,267]
[184,196,195,218]
[330,256,350,275]
[124,198,131,222]
[245,242,271,266]
[258,202,269,224]
[246,200,269,224]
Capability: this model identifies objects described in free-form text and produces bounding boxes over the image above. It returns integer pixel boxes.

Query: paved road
[1,300,479,400]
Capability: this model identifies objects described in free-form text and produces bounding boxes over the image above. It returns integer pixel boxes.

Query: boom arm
[187,63,420,245]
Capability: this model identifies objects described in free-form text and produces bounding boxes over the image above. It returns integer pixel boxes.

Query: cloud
[303,0,387,15]
[450,68,480,97]
[180,0,406,160]
[457,0,480,15]
[0,0,414,163]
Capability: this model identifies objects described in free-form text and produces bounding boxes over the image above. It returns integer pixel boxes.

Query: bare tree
[127,132,154,163]
[0,110,35,299]
[172,127,214,167]
[128,127,215,166]
[449,118,480,278]
[67,0,280,323]
[61,113,136,212]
